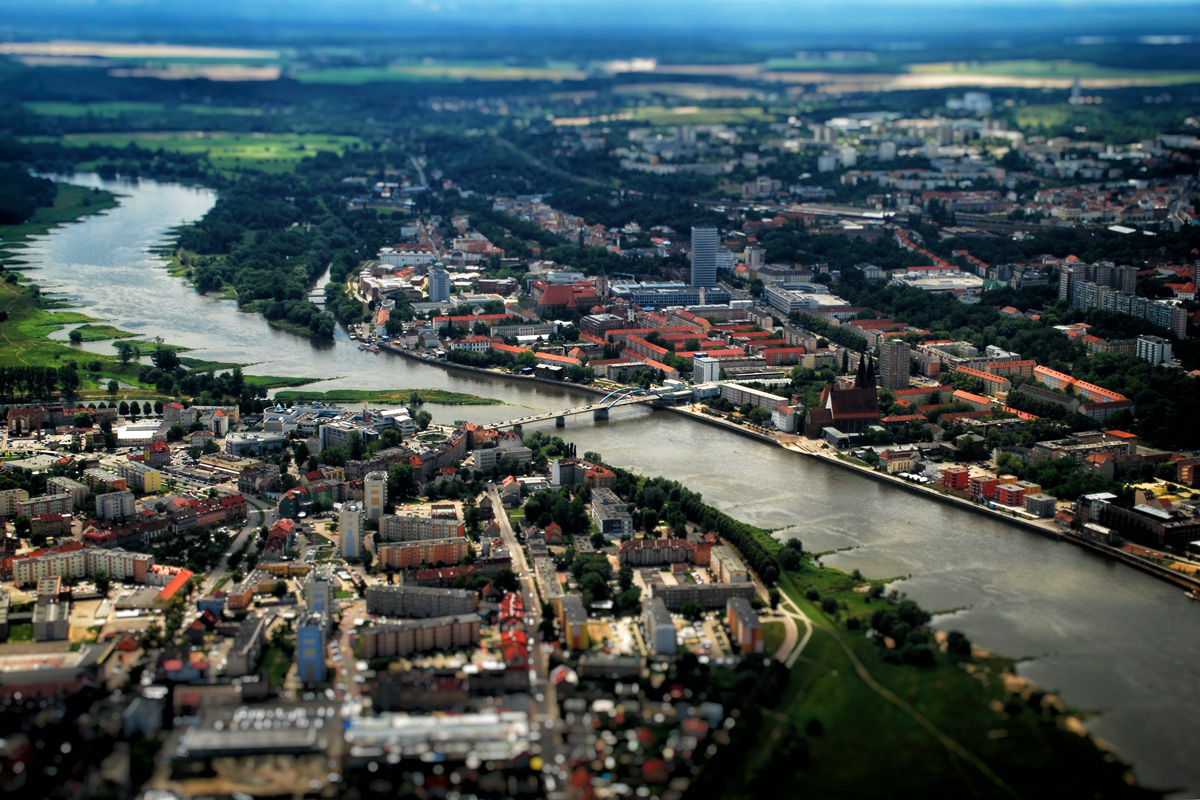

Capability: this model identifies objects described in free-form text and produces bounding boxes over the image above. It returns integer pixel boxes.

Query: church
[803,355,882,438]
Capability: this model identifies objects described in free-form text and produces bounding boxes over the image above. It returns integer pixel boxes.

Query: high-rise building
[879,340,912,392]
[364,471,387,522]
[1136,335,1173,365]
[428,266,450,303]
[689,226,718,289]
[305,569,335,617]
[296,611,327,683]
[340,501,364,561]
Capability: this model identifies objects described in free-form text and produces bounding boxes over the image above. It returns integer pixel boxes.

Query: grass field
[37,131,363,175]
[261,646,291,688]
[273,388,503,405]
[762,620,786,656]
[294,62,587,84]
[908,59,1200,84]
[23,101,166,117]
[70,323,138,341]
[699,562,1161,800]
[629,104,775,126]
[8,623,32,642]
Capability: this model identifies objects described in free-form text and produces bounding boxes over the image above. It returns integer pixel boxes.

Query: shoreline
[379,342,1200,592]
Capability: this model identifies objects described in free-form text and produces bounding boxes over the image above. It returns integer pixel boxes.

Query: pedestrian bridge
[490,387,658,429]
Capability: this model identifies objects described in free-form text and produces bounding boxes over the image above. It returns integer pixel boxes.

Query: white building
[96,491,137,521]
[643,597,676,656]
[1135,335,1172,365]
[693,355,721,384]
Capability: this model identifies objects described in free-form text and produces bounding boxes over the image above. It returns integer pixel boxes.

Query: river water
[19,174,1200,795]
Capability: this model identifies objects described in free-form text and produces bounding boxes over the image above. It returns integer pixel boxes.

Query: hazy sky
[4,0,1200,41]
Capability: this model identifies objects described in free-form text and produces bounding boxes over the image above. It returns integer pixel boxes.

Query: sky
[3,0,1200,42]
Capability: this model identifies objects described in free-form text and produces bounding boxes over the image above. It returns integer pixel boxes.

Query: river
[19,174,1200,796]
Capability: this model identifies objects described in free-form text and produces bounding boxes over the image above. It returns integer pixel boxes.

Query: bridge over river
[489,387,659,429]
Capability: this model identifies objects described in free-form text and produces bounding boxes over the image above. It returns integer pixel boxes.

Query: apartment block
[377,537,470,570]
[16,493,73,518]
[711,546,749,583]
[0,488,29,518]
[354,614,481,659]
[365,585,478,618]
[114,461,162,494]
[364,472,387,522]
[96,491,137,521]
[378,513,465,542]
[726,596,763,654]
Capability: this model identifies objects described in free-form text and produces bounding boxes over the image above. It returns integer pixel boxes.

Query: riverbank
[0,182,120,267]
[381,344,1200,593]
[616,469,1163,799]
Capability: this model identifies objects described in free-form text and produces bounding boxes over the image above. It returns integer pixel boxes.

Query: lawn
[41,132,365,175]
[630,104,775,126]
[273,388,502,405]
[70,324,138,342]
[261,646,292,688]
[763,620,786,656]
[8,623,33,642]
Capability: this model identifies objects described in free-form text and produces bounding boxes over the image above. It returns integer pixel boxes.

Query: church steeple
[866,354,876,389]
[855,355,866,388]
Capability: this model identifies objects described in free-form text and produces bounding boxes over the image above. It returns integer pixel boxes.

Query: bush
[805,587,820,602]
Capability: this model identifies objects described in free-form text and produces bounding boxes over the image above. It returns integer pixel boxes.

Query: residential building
[226,613,271,678]
[296,612,327,684]
[1025,494,1058,518]
[617,538,699,566]
[46,477,87,508]
[364,472,387,522]
[591,488,633,539]
[428,267,450,303]
[1136,335,1173,365]
[32,577,69,642]
[645,573,757,608]
[557,595,590,650]
[643,597,675,656]
[354,614,481,659]
[726,596,763,654]
[711,546,749,583]
[96,491,136,521]
[16,493,73,518]
[879,340,911,392]
[0,488,29,518]
[378,512,465,542]
[115,461,162,494]
[365,585,477,618]
[689,225,719,289]
[377,537,470,570]
[693,355,721,384]
[305,569,336,617]
[339,501,364,561]
[996,483,1027,508]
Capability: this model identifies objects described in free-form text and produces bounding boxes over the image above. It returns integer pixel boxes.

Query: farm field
[908,59,1200,84]
[293,62,587,84]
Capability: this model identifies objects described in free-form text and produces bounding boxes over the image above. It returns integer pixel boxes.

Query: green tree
[107,379,119,396]
[93,569,111,596]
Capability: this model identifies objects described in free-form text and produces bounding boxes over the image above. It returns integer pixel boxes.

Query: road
[487,485,568,798]
[199,494,273,595]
